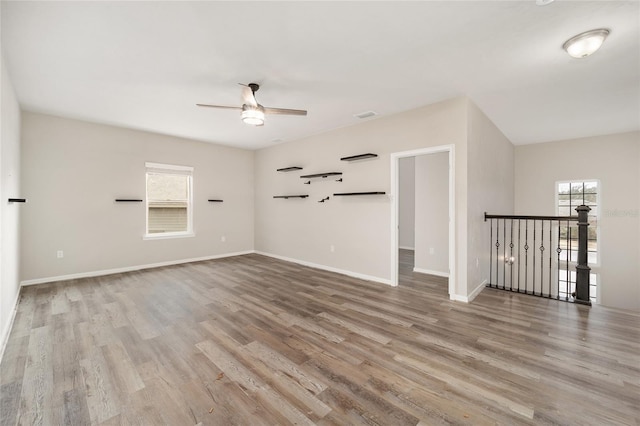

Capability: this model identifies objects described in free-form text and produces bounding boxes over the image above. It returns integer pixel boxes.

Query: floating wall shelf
[300,172,342,179]
[208,199,224,202]
[333,192,386,196]
[115,199,143,202]
[273,195,309,199]
[276,166,303,172]
[340,153,378,161]
[8,198,27,203]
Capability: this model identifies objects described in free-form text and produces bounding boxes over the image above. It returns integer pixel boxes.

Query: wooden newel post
[575,205,592,306]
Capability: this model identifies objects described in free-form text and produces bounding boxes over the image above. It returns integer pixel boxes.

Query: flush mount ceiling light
[563,29,610,58]
[241,105,265,126]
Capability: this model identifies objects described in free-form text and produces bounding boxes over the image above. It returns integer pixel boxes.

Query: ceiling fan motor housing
[242,104,264,113]
[248,83,260,94]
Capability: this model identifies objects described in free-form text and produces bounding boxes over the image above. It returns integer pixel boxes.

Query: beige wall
[255,97,471,298]
[414,152,449,275]
[398,157,415,249]
[466,101,515,298]
[20,112,254,282]
[1,49,22,354]
[515,132,640,311]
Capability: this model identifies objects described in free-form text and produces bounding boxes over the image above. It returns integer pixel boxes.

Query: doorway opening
[390,146,455,298]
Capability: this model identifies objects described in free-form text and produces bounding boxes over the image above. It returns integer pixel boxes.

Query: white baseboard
[413,267,449,278]
[449,293,467,302]
[399,246,415,251]
[450,279,487,303]
[467,279,487,302]
[20,250,255,287]
[255,251,393,286]
[0,288,21,364]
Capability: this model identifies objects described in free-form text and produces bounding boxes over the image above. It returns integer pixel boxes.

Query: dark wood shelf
[208,199,223,202]
[340,153,378,161]
[8,198,27,203]
[276,167,303,172]
[300,172,342,179]
[333,192,386,196]
[115,199,143,202]
[273,195,309,199]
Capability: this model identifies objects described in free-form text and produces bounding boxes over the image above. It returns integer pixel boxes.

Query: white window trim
[143,232,195,241]
[145,162,193,174]
[144,162,194,240]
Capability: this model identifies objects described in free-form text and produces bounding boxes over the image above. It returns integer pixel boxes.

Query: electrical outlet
[221,236,226,242]
[476,257,479,268]
[330,245,335,253]
[429,247,435,255]
[57,250,64,259]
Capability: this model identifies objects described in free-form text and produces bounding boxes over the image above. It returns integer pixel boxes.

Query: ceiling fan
[197,83,307,126]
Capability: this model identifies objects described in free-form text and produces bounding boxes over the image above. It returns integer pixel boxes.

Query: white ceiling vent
[353,111,377,119]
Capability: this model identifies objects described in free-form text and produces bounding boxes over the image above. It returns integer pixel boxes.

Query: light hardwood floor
[1,251,639,425]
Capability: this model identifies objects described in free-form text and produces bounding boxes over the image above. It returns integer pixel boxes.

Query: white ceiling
[2,1,639,150]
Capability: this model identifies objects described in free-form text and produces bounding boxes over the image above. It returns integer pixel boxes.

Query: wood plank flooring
[1,251,639,425]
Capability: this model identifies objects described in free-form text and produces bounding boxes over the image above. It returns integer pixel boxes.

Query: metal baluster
[524,221,529,294]
[556,220,561,300]
[517,219,521,292]
[533,220,536,295]
[566,219,570,300]
[540,221,545,297]
[548,221,553,298]
[490,218,493,287]
[495,219,500,289]
[509,219,514,291]
[503,219,506,290]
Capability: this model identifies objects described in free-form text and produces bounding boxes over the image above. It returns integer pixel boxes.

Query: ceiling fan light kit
[197,83,307,127]
[563,29,610,58]
[242,105,265,126]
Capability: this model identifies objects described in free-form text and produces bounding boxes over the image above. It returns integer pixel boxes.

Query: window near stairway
[556,180,599,304]
[556,180,599,265]
[558,269,598,304]
[144,162,194,239]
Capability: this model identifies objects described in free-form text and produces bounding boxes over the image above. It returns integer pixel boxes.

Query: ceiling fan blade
[241,85,258,107]
[263,107,308,116]
[196,103,242,110]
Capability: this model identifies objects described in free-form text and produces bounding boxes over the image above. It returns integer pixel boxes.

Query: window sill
[143,232,195,241]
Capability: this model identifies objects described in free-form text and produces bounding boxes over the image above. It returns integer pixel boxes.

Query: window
[556,180,599,303]
[557,180,599,264]
[558,269,598,304]
[145,162,193,239]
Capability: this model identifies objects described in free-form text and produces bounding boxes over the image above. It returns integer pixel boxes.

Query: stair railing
[484,205,591,305]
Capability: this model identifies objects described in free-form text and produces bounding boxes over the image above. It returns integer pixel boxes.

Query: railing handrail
[484,213,578,222]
